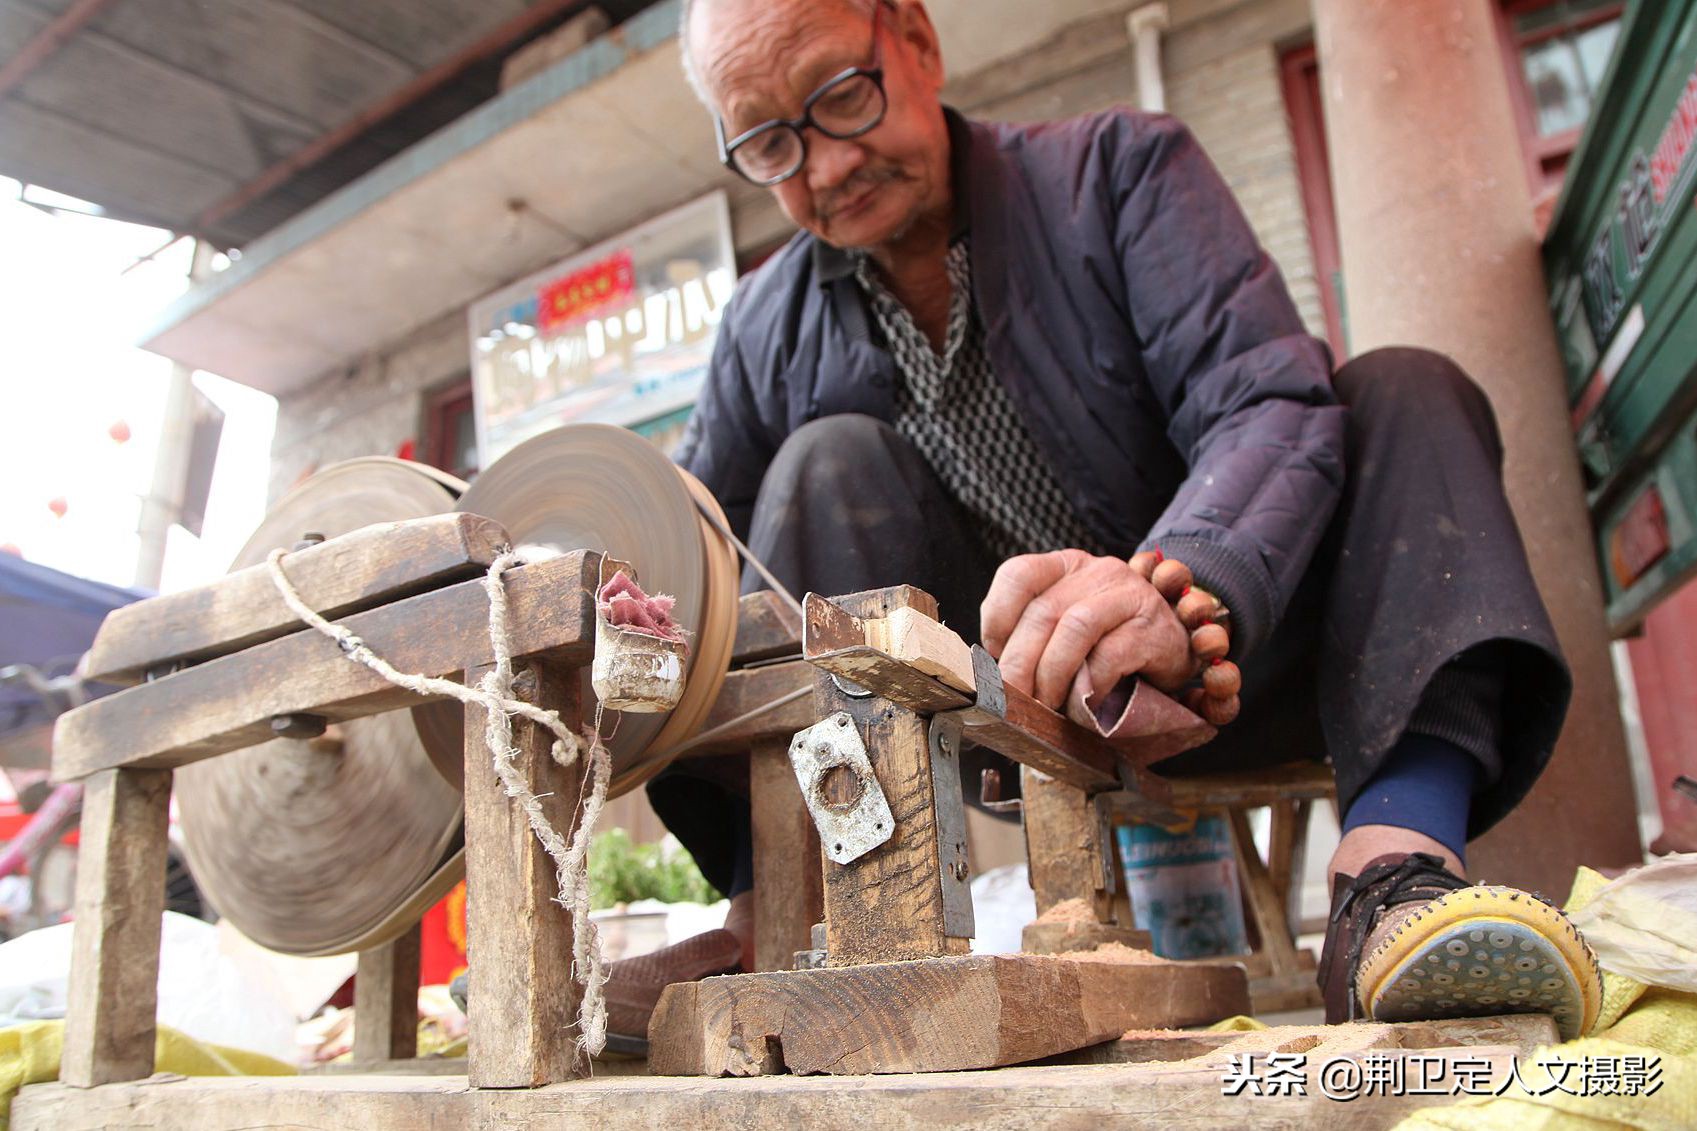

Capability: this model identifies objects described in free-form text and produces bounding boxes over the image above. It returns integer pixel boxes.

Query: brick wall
[1165,37,1328,340]
[267,309,469,503]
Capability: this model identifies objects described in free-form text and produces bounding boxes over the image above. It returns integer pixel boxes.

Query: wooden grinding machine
[176,427,740,959]
[38,418,1309,1119]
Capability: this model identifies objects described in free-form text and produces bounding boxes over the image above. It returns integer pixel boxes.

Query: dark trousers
[650,348,1572,896]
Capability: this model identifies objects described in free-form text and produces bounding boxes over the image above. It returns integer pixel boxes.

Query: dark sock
[1341,733,1479,865]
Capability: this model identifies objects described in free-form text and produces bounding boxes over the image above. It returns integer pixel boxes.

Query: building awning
[138,0,1142,395]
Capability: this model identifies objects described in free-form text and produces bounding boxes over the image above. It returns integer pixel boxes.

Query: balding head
[681,0,953,254]
[680,0,877,109]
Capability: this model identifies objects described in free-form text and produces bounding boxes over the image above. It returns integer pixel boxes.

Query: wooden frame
[31,525,1539,1127]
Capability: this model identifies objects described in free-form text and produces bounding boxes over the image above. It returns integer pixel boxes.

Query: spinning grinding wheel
[175,459,468,956]
[415,424,739,798]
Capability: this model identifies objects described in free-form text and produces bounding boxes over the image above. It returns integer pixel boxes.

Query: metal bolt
[271,713,329,740]
[836,714,850,727]
[293,532,327,552]
[950,861,970,882]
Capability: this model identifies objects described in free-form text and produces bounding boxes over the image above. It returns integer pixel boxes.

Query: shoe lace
[1328,851,1468,1022]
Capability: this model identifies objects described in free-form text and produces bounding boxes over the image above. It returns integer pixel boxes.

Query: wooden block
[60,768,172,1087]
[730,591,803,666]
[863,608,976,693]
[462,661,587,1087]
[648,953,1251,1076]
[749,737,824,973]
[352,923,422,1063]
[1020,767,1117,920]
[815,588,963,967]
[52,551,597,782]
[802,592,972,714]
[86,515,509,685]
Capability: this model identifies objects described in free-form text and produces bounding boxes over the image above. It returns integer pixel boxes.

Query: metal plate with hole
[789,712,895,865]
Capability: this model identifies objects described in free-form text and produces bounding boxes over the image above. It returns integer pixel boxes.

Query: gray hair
[678,0,880,109]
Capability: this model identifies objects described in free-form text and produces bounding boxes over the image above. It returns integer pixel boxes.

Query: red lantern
[109,419,131,444]
[47,497,68,519]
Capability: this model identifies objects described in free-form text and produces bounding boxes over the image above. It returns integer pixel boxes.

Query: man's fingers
[979,551,1084,657]
[1030,587,1145,709]
[1085,608,1193,696]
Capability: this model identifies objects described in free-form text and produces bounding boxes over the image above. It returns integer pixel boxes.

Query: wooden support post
[1267,798,1314,939]
[352,922,422,1063]
[1229,807,1302,976]
[463,661,587,1087]
[61,768,172,1087]
[1020,768,1150,954]
[815,587,968,966]
[749,737,823,972]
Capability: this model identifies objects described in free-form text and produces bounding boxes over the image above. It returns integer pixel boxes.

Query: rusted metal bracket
[927,713,975,939]
[789,712,895,865]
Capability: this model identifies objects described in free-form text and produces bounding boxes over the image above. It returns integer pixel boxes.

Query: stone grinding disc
[417,424,738,797]
[175,458,467,957]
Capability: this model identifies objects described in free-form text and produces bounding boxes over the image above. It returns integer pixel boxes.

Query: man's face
[692,0,950,250]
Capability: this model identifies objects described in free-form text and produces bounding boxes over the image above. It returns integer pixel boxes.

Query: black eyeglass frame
[713,2,891,186]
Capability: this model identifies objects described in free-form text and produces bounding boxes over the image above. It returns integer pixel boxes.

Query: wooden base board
[15,1014,1549,1131]
[648,953,1250,1076]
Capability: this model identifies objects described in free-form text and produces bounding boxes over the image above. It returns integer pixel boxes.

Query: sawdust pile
[1034,897,1099,925]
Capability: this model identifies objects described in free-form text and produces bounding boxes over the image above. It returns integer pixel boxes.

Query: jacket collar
[811,106,974,285]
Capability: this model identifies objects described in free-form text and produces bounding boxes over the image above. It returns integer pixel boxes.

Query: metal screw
[950,861,970,881]
[292,531,327,552]
[836,714,850,727]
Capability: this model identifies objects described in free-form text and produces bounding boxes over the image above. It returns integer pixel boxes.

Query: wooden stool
[1108,761,1337,1013]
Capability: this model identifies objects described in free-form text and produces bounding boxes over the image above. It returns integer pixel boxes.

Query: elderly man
[610,0,1603,1042]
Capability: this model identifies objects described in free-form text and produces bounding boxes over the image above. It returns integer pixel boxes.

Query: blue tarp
[0,555,149,737]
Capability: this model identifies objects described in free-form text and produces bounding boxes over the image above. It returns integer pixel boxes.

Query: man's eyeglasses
[715,1,890,187]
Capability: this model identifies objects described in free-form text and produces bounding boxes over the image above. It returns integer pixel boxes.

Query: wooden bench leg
[62,768,172,1088]
[749,737,822,973]
[463,661,588,1086]
[353,922,422,1063]
[1229,807,1302,976]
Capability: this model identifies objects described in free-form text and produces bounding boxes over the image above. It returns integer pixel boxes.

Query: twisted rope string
[265,547,611,1060]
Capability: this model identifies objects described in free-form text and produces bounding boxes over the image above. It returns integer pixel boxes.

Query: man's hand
[979,549,1194,712]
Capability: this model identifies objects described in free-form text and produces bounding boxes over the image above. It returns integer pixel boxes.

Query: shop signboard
[467,191,736,464]
[1543,0,1697,632]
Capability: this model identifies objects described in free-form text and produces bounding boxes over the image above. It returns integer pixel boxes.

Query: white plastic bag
[0,911,299,1061]
[1568,852,1697,993]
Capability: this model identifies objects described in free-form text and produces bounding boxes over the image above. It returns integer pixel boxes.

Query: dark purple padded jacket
[675,107,1347,657]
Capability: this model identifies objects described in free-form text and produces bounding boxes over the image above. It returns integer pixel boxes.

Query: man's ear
[893,0,946,90]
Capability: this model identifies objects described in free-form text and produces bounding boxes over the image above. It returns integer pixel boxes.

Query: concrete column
[1313,0,1640,893]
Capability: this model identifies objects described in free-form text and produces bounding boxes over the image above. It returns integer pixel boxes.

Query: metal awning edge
[135,0,684,360]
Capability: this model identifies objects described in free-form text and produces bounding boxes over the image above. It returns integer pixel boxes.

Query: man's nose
[805,131,866,192]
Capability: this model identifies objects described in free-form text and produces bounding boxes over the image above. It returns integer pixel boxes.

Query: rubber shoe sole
[1356,885,1602,1041]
